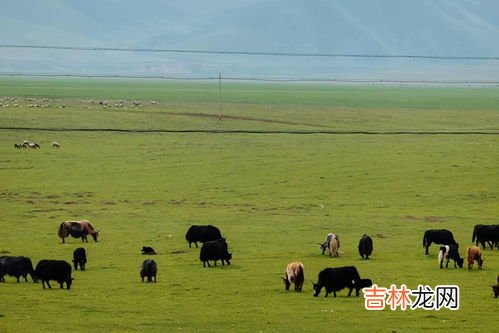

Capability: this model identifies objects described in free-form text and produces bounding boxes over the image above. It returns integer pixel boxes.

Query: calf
[438,245,463,269]
[35,260,73,289]
[358,234,373,260]
[72,247,87,271]
[199,238,232,267]
[282,262,304,292]
[140,259,157,282]
[423,229,458,255]
[466,246,484,270]
[141,246,157,255]
[0,256,37,283]
[313,266,364,298]
[185,225,222,248]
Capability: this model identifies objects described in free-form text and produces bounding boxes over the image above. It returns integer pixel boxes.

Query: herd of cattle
[13,141,60,149]
[1,222,498,298]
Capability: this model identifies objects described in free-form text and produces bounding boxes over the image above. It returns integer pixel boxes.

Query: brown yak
[466,246,484,270]
[58,220,99,244]
[282,262,304,292]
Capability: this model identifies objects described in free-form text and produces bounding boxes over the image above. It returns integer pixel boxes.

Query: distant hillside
[1,0,499,79]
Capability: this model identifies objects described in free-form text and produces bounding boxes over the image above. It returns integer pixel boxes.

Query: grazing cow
[472,224,499,250]
[14,143,23,149]
[58,220,99,243]
[438,245,464,269]
[466,246,484,270]
[72,247,87,271]
[492,275,499,298]
[358,234,373,260]
[140,259,157,282]
[313,266,365,298]
[185,225,222,248]
[141,246,157,255]
[423,229,458,255]
[35,260,73,289]
[200,238,232,268]
[282,262,304,292]
[319,233,340,257]
[28,142,40,149]
[52,142,60,148]
[0,256,37,283]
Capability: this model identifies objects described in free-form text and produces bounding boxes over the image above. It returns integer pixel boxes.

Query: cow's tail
[58,222,65,238]
[423,231,428,248]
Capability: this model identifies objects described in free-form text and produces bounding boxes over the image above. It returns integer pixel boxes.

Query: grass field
[0,78,498,332]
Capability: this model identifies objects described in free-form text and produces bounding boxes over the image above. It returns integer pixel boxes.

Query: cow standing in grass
[200,238,232,267]
[185,225,222,248]
[35,260,73,289]
[466,246,484,270]
[282,262,304,292]
[472,224,499,250]
[320,233,340,257]
[313,266,368,298]
[0,256,37,283]
[72,248,87,271]
[140,259,157,282]
[358,234,373,260]
[423,229,458,255]
[438,245,463,269]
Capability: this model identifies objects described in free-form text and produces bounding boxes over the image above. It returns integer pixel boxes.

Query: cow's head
[66,277,74,290]
[478,256,484,269]
[92,230,99,242]
[312,281,322,297]
[282,277,291,290]
[456,257,464,268]
[319,242,327,255]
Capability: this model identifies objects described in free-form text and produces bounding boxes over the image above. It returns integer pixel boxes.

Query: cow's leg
[59,281,64,288]
[439,259,443,269]
[195,242,198,248]
[221,259,225,266]
[446,258,450,268]
[214,260,217,266]
[62,237,65,244]
[41,280,46,289]
[189,242,192,248]
[425,243,431,255]
[46,281,52,289]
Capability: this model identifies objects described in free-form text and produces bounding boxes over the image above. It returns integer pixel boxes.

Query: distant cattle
[313,266,368,298]
[28,142,40,149]
[72,247,87,271]
[58,220,99,243]
[282,262,304,292]
[358,234,373,260]
[185,225,222,248]
[492,275,499,298]
[0,256,37,283]
[438,245,463,269]
[319,233,340,257]
[35,260,73,289]
[466,246,484,270]
[472,224,499,250]
[200,238,232,268]
[52,142,60,148]
[423,229,458,255]
[140,259,157,283]
[141,246,157,255]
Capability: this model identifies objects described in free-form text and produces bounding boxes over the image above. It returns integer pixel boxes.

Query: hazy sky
[1,0,499,80]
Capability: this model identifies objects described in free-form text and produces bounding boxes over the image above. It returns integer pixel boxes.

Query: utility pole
[218,72,222,121]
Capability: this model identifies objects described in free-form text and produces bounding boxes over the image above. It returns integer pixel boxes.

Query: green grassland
[0,78,498,332]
